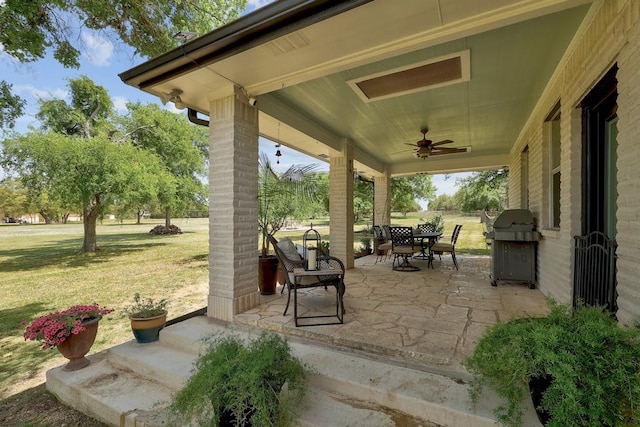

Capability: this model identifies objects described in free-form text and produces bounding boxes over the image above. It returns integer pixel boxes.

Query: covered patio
[236,254,549,376]
[46,253,550,426]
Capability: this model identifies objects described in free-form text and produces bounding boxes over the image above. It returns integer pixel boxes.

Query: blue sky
[0,0,466,201]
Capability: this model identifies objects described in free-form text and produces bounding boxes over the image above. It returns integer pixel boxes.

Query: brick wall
[508,0,640,322]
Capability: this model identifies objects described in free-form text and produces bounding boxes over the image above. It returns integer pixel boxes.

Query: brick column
[207,86,260,320]
[329,142,354,269]
[374,172,391,226]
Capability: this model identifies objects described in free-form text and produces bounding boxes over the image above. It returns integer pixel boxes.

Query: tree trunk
[136,209,142,224]
[82,197,101,253]
[165,207,171,228]
[40,210,52,224]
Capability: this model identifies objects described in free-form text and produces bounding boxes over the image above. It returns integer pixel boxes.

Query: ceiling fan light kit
[404,128,468,159]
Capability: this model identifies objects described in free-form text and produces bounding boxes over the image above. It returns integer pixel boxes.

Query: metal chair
[268,234,345,325]
[431,224,462,270]
[389,226,421,271]
[373,225,392,264]
[414,223,435,259]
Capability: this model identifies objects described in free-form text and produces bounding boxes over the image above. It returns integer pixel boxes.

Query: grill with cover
[485,209,540,289]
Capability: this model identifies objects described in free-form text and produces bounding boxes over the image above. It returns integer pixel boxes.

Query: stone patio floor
[235,254,550,377]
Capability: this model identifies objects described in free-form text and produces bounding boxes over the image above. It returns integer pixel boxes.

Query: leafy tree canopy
[429,194,460,211]
[37,75,114,137]
[391,175,436,215]
[0,0,247,129]
[0,0,247,67]
[2,131,171,250]
[117,102,209,225]
[0,76,209,251]
[0,82,26,129]
[455,169,509,212]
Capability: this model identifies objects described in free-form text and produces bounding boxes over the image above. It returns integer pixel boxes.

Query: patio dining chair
[414,223,436,257]
[389,226,421,271]
[268,234,345,322]
[373,225,392,264]
[431,224,462,270]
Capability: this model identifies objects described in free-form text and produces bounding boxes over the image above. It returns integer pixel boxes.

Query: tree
[353,176,374,223]
[1,132,170,251]
[391,175,436,216]
[117,102,209,226]
[428,194,460,211]
[37,75,114,137]
[1,77,176,252]
[455,169,509,212]
[258,152,318,255]
[0,179,28,219]
[0,0,247,128]
[0,82,26,129]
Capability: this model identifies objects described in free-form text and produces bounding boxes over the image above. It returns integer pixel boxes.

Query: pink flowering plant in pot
[22,303,114,349]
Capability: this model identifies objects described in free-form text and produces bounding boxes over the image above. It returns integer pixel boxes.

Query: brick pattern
[207,87,260,320]
[330,143,355,269]
[508,0,640,322]
[374,173,391,226]
[614,1,640,324]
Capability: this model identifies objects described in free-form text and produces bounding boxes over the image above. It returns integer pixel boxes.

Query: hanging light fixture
[275,122,282,164]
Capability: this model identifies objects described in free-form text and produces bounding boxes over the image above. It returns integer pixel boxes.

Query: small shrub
[169,331,306,427]
[149,225,182,235]
[465,301,640,427]
[359,237,372,252]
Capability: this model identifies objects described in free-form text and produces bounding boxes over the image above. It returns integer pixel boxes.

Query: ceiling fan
[404,128,468,159]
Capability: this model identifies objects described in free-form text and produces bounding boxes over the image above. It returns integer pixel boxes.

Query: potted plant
[465,300,640,427]
[169,331,306,427]
[258,151,317,295]
[22,303,113,371]
[123,293,168,343]
[358,236,372,256]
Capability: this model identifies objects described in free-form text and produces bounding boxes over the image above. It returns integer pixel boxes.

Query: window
[547,105,561,228]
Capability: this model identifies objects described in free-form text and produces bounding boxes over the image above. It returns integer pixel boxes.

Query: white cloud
[14,84,68,101]
[112,96,128,113]
[81,32,114,67]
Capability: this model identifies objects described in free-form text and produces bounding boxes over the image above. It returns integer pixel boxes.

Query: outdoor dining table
[413,231,442,268]
[292,266,345,327]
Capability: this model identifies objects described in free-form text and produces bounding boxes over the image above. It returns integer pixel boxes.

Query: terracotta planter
[129,311,167,343]
[258,256,278,295]
[56,316,101,371]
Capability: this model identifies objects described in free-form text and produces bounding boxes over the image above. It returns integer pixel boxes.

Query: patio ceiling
[120,0,592,178]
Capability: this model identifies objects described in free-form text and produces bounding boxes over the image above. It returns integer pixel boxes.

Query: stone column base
[207,291,261,321]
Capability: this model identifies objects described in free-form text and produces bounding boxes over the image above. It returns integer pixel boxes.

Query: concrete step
[107,340,197,391]
[46,316,541,426]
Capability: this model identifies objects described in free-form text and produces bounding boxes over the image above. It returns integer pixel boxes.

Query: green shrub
[169,331,306,427]
[420,213,445,233]
[465,301,640,427]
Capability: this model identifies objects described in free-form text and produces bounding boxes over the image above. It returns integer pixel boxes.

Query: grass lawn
[0,212,489,403]
[0,218,210,399]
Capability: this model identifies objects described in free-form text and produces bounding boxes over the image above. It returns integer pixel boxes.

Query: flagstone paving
[235,254,550,376]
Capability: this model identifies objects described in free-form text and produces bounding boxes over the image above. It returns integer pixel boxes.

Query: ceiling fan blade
[391,148,418,155]
[431,139,454,147]
[430,147,468,155]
